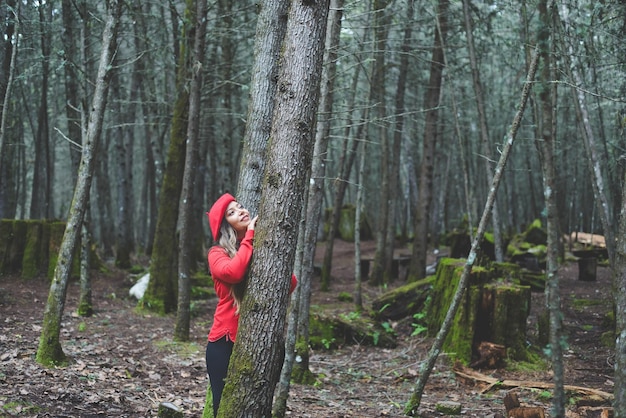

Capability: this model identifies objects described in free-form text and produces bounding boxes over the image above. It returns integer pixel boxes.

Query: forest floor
[0,239,616,417]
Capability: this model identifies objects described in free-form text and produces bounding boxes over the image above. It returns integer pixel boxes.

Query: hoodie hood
[207,193,236,241]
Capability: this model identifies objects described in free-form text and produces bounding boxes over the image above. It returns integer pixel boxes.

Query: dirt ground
[0,239,616,417]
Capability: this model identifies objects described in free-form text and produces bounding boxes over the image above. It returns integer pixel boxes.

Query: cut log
[453,365,614,402]
[371,276,434,320]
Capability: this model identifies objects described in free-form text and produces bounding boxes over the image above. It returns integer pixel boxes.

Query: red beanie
[207,193,236,241]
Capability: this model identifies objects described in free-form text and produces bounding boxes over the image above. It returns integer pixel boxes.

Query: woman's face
[224,201,251,234]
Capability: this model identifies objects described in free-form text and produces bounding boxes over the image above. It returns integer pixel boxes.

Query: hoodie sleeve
[208,230,254,284]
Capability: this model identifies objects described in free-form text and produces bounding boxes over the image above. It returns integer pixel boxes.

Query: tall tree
[174,0,207,342]
[368,0,392,285]
[274,1,344,414]
[461,0,504,262]
[29,1,53,219]
[144,0,196,314]
[0,0,19,219]
[408,0,449,281]
[536,0,565,414]
[216,0,330,415]
[36,0,123,366]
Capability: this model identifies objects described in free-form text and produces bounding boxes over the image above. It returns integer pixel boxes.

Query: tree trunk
[461,0,504,262]
[0,0,19,219]
[274,1,343,414]
[613,108,626,418]
[61,0,83,178]
[145,0,197,314]
[536,2,565,415]
[35,0,122,366]
[405,47,539,415]
[217,1,330,415]
[408,0,449,282]
[368,0,392,286]
[557,5,615,265]
[174,0,207,342]
[112,55,135,270]
[235,0,289,212]
[30,2,53,220]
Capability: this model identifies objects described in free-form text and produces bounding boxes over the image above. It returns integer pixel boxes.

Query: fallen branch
[453,365,614,401]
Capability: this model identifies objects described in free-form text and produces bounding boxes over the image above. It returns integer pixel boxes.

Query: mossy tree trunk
[145,0,196,314]
[217,0,330,415]
[36,0,122,366]
[174,0,207,342]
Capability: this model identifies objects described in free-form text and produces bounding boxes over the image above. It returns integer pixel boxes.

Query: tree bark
[36,0,122,366]
[408,0,449,282]
[217,1,330,415]
[536,1,565,415]
[368,0,392,285]
[235,0,289,212]
[405,47,539,415]
[145,0,197,314]
[274,1,343,414]
[174,0,207,342]
[0,0,19,219]
[30,2,53,219]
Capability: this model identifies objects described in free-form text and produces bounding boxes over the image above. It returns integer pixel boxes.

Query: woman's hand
[248,215,258,231]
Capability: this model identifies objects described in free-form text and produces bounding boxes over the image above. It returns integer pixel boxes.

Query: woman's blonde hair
[218,220,248,313]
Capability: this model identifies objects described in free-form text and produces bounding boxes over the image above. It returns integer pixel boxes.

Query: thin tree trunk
[461,0,504,262]
[385,0,413,253]
[536,1,564,414]
[405,47,539,415]
[355,140,366,308]
[368,0,392,285]
[408,0,449,282]
[30,2,53,219]
[77,207,93,317]
[218,0,330,415]
[0,0,19,219]
[557,6,615,264]
[35,0,122,366]
[320,43,367,290]
[174,0,207,342]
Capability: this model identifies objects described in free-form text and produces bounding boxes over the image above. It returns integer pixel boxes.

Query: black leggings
[205,337,234,417]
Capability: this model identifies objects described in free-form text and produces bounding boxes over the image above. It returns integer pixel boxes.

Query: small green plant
[321,338,335,349]
[340,311,360,321]
[78,322,87,332]
[411,312,427,337]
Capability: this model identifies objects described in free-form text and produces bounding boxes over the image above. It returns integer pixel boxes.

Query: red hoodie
[207,229,297,342]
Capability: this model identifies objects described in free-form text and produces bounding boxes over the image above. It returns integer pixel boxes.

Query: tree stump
[426,258,531,365]
[578,256,597,281]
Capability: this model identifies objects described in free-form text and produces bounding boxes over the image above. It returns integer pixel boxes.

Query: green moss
[571,298,603,311]
[337,292,353,302]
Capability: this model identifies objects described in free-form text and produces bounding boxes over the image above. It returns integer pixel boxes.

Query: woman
[205,193,296,416]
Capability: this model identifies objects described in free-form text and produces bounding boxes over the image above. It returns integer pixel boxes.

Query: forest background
[0,0,625,416]
[2,0,624,258]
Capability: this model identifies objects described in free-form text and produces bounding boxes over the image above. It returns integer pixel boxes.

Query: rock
[129,273,149,299]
